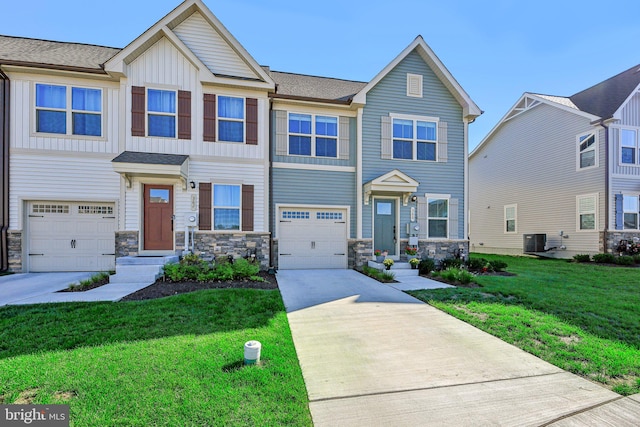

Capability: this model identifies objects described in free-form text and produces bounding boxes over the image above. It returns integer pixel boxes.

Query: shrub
[488,260,508,272]
[466,257,488,271]
[361,265,395,283]
[616,255,635,266]
[634,254,640,265]
[380,271,396,282]
[593,253,616,264]
[213,262,235,281]
[418,258,435,275]
[437,267,475,285]
[440,257,463,270]
[231,258,260,279]
[573,254,591,263]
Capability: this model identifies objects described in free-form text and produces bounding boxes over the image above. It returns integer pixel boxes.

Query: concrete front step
[110,255,178,283]
[367,261,419,275]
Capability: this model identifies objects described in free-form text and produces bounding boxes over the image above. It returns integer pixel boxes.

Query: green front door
[374,198,396,256]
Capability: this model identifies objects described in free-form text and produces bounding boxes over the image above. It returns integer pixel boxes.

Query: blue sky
[4,0,640,150]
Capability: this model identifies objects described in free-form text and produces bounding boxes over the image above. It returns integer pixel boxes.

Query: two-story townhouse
[269,37,481,269]
[0,1,481,273]
[469,63,640,258]
[0,0,274,272]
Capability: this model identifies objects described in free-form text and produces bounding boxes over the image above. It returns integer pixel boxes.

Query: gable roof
[0,35,118,73]
[269,70,367,104]
[104,0,273,89]
[353,36,482,120]
[471,63,640,159]
[569,63,640,119]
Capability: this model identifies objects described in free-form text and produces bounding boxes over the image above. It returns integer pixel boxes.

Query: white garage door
[278,208,347,269]
[28,202,116,272]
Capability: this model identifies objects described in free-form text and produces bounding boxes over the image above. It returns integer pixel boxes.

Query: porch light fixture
[411,195,417,202]
[189,181,196,189]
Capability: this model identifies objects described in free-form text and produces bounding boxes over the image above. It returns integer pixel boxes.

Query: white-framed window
[35,83,102,136]
[147,88,176,138]
[623,194,639,229]
[426,195,449,238]
[577,131,597,169]
[406,73,423,98]
[218,96,245,143]
[504,204,517,233]
[288,113,338,157]
[391,114,438,161]
[621,128,639,165]
[576,194,597,231]
[213,184,241,230]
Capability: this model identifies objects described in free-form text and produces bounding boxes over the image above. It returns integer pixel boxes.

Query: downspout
[600,119,610,253]
[0,68,9,272]
[268,95,275,272]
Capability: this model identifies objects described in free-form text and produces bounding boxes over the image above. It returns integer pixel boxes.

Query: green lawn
[409,254,640,395]
[0,289,312,426]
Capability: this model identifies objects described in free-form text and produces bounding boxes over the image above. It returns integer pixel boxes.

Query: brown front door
[143,184,174,250]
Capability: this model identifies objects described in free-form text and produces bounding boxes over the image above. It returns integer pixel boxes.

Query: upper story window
[392,117,437,161]
[218,96,245,143]
[427,196,448,238]
[577,131,597,169]
[288,113,338,157]
[504,204,517,233]
[36,83,102,136]
[621,128,638,165]
[147,89,176,138]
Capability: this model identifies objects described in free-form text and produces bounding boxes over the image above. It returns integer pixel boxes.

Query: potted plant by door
[405,246,418,261]
[409,258,420,269]
[374,249,384,263]
[383,258,394,270]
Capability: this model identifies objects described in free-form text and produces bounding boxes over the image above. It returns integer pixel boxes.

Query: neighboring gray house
[271,37,481,269]
[469,64,640,258]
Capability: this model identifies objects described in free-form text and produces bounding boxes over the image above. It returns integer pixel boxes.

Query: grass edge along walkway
[409,254,640,396]
[0,289,313,426]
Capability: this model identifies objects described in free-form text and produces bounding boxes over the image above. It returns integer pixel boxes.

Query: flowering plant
[374,249,382,256]
[409,258,420,267]
[405,246,418,255]
[383,258,394,267]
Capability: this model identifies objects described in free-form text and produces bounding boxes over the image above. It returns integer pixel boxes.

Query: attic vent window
[407,73,423,98]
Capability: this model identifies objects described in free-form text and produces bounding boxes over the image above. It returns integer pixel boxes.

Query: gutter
[0,68,9,271]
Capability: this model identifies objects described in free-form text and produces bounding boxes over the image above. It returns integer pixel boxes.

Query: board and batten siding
[125,37,269,160]
[9,75,120,154]
[271,168,356,238]
[9,153,120,230]
[172,12,257,80]
[361,50,465,239]
[469,103,605,257]
[611,92,640,177]
[271,110,356,167]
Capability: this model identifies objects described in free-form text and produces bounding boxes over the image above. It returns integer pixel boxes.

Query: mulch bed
[423,270,516,288]
[120,272,278,301]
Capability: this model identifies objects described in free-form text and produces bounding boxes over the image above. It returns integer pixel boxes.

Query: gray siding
[610,176,640,231]
[272,168,356,238]
[272,110,356,167]
[361,50,465,238]
[611,92,640,177]
[469,103,606,257]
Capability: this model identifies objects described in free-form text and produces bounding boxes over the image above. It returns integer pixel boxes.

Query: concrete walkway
[277,269,640,426]
[0,273,151,306]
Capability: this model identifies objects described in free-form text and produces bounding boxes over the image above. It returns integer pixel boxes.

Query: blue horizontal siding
[272,168,356,237]
[362,50,465,238]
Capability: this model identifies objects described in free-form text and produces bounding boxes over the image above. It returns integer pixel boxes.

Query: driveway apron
[277,270,635,426]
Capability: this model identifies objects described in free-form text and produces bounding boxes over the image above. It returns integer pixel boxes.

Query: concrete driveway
[0,272,96,306]
[277,269,640,426]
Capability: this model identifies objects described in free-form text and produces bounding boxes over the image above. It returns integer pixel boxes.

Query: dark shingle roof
[569,63,640,119]
[270,70,366,102]
[0,35,120,71]
[112,151,189,165]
